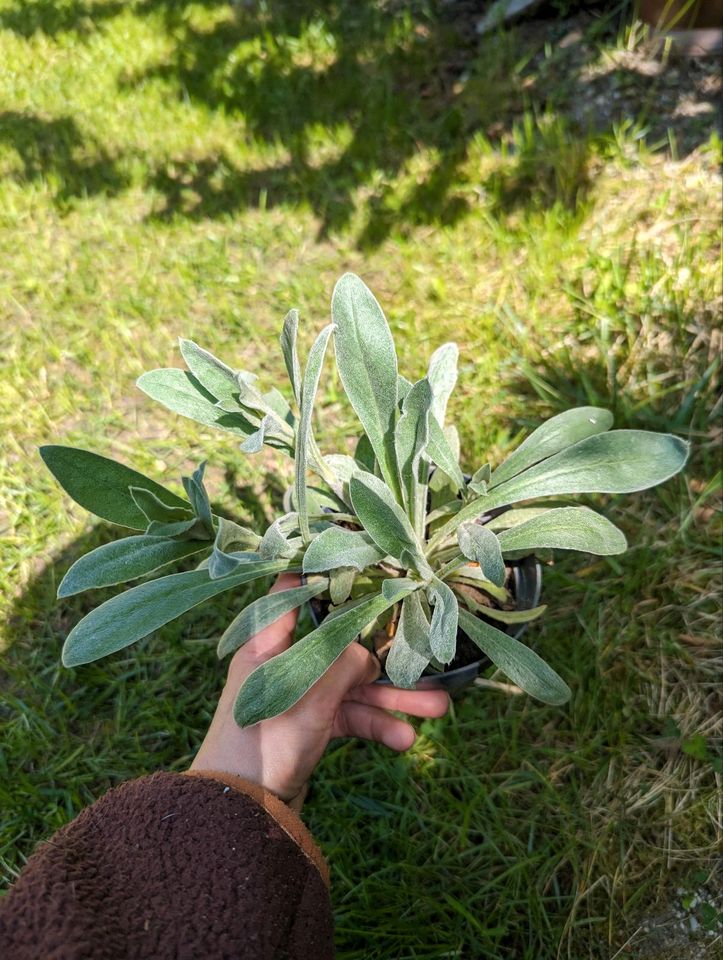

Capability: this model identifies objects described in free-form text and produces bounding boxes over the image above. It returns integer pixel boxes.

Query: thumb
[230,574,302,673]
[303,640,381,709]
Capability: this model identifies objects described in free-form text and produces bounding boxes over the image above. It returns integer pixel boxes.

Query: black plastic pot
[307,554,543,694]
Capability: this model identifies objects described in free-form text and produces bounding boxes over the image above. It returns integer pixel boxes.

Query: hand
[191,574,449,810]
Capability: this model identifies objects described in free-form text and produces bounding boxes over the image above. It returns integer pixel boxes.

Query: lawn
[1,1,721,957]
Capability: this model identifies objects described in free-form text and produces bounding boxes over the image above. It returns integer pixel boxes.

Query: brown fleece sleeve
[0,771,334,960]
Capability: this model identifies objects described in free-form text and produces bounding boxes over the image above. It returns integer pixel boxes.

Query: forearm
[0,771,333,960]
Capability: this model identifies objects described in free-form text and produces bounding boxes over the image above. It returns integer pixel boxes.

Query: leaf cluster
[41,275,689,725]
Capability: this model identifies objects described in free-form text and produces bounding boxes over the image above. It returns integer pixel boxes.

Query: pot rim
[305,553,543,690]
[292,481,545,691]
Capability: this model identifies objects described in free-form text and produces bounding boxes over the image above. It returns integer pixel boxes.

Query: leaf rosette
[41,274,689,725]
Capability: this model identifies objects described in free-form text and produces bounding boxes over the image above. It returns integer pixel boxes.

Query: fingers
[230,574,301,668]
[349,683,449,718]
[305,641,381,705]
[335,700,416,751]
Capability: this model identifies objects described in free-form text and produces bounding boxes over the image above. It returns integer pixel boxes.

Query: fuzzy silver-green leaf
[332,274,401,500]
[179,339,239,408]
[280,309,302,404]
[58,535,209,598]
[385,591,433,688]
[434,430,689,545]
[137,368,259,440]
[40,445,190,530]
[302,526,385,573]
[234,590,394,726]
[497,506,627,555]
[427,342,458,429]
[457,523,506,587]
[458,608,570,705]
[490,406,614,488]
[349,470,427,572]
[296,323,335,542]
[62,562,293,667]
[427,576,458,664]
[395,377,433,536]
[217,579,328,658]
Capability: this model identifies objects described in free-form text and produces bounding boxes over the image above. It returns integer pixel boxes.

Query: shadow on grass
[0,111,128,204]
[2,1,719,245]
[0,0,125,38]
[126,0,607,241]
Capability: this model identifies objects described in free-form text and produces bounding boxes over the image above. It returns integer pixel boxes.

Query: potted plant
[41,274,689,726]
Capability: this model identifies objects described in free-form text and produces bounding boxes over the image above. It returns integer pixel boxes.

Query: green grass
[1,1,721,957]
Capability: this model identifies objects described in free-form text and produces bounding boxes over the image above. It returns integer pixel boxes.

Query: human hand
[190,574,449,810]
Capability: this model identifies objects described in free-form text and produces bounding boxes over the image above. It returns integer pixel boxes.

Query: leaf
[232,376,272,416]
[208,517,263,579]
[457,523,506,587]
[230,382,294,445]
[296,323,335,542]
[137,368,258,440]
[181,462,214,537]
[354,434,376,472]
[490,406,614,488]
[320,454,360,508]
[479,604,547,626]
[427,577,458,663]
[146,518,201,538]
[324,454,359,485]
[485,507,555,530]
[179,339,239,408]
[280,309,302,404]
[450,566,510,604]
[428,425,463,512]
[62,561,292,667]
[258,513,301,560]
[426,416,466,492]
[261,387,295,426]
[332,274,401,500]
[381,577,420,603]
[349,471,427,572]
[329,567,355,605]
[217,579,328,658]
[497,506,627,555]
[427,342,458,428]
[434,430,689,544]
[468,463,491,496]
[455,591,548,626]
[129,487,193,526]
[385,591,433,688]
[485,431,689,509]
[206,550,261,580]
[39,445,189,529]
[211,517,261,550]
[400,375,465,492]
[58,536,209,598]
[302,526,385,573]
[395,377,433,535]
[458,608,570,705]
[240,414,274,453]
[234,590,393,726]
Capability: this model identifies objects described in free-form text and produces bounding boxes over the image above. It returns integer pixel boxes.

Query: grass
[1,0,721,956]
